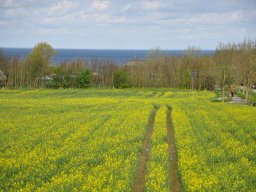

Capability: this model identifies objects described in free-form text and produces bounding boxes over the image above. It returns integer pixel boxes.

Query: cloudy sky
[0,0,256,49]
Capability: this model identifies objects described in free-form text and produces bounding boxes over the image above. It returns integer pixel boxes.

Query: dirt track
[167,108,181,192]
[134,106,180,192]
[134,107,158,192]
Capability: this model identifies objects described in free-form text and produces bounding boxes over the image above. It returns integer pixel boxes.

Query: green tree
[77,69,92,88]
[27,42,56,87]
[113,70,130,88]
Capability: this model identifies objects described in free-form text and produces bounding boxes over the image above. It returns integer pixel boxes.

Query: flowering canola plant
[145,107,170,192]
[0,89,152,191]
[1,89,255,191]
[172,100,256,191]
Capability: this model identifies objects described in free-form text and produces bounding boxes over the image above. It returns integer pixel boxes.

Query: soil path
[228,95,249,105]
[134,107,158,192]
[230,95,244,103]
[166,108,181,192]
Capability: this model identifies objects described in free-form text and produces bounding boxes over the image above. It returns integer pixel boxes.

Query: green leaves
[77,69,92,88]
[27,42,56,87]
[113,70,130,88]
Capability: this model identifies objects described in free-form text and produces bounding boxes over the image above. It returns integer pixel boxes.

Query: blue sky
[0,0,256,49]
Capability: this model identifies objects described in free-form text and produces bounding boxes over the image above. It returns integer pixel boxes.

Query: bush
[203,75,216,91]
[62,75,73,88]
[113,70,131,88]
[77,70,92,88]
[45,74,62,89]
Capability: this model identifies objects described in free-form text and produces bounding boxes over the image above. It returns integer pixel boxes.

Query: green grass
[251,92,256,102]
[211,90,232,102]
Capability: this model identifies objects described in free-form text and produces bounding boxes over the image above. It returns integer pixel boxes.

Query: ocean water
[1,48,215,65]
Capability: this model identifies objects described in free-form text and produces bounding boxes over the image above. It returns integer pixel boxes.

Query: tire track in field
[166,107,181,192]
[134,106,158,192]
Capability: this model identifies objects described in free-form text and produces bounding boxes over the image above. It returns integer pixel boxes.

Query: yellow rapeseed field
[0,89,255,191]
[145,107,169,192]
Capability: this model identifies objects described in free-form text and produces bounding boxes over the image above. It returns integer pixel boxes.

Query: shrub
[45,74,62,89]
[203,75,216,91]
[113,70,131,88]
[77,70,92,88]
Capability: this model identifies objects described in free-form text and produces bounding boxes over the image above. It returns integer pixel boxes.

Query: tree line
[0,40,255,100]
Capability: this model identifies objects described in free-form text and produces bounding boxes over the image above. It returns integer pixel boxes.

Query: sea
[1,48,215,65]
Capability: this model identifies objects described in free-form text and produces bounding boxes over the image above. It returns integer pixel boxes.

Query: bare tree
[235,40,256,99]
[215,43,236,102]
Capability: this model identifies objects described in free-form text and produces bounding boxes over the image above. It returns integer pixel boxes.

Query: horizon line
[1,47,216,51]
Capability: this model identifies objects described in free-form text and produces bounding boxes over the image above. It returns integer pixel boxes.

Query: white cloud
[141,0,169,10]
[42,12,79,25]
[38,27,70,35]
[0,20,7,27]
[0,0,24,8]
[121,4,132,12]
[231,11,243,21]
[156,10,251,26]
[47,0,77,15]
[41,10,126,27]
[0,0,40,21]
[0,0,35,8]
[90,0,110,11]
[0,0,255,49]
[186,11,247,25]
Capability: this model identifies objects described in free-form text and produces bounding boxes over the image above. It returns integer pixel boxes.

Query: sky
[0,0,256,50]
